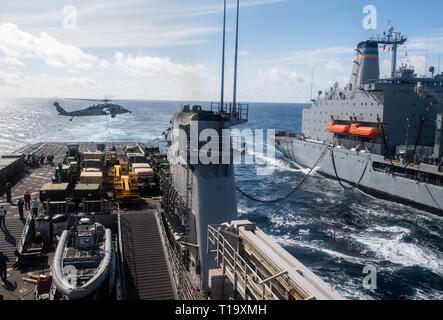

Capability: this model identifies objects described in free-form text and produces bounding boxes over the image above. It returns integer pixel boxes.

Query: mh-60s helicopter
[53,98,132,121]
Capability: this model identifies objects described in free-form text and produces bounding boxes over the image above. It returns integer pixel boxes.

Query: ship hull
[276,137,443,216]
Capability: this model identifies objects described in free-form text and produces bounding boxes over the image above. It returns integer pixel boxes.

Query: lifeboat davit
[327,122,350,135]
[349,124,379,138]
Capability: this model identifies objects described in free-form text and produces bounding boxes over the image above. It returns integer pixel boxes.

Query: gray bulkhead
[168,109,238,289]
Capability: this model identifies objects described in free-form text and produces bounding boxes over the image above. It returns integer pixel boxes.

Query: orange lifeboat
[349,124,379,138]
[327,122,350,135]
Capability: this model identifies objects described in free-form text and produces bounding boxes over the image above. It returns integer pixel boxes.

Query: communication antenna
[232,0,240,113]
[310,67,314,100]
[220,0,227,113]
[424,37,429,78]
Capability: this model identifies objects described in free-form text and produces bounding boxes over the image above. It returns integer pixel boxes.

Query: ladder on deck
[0,217,25,268]
[119,212,176,300]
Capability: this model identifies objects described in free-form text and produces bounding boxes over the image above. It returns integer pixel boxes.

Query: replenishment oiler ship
[276,26,443,215]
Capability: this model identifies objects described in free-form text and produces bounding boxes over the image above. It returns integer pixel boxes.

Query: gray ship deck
[0,142,175,300]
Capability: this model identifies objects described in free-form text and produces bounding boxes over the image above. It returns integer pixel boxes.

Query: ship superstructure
[162,103,344,299]
[167,105,238,289]
[276,26,443,214]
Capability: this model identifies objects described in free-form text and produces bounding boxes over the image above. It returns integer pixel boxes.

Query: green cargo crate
[40,183,69,202]
[73,183,101,201]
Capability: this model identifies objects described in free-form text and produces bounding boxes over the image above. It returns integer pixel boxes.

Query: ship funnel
[349,41,380,90]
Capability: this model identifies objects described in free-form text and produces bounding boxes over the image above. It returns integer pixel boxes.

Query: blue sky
[1,0,443,102]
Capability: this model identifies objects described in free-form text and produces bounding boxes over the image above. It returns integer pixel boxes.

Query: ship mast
[232,0,240,114]
[220,0,227,113]
[377,25,407,78]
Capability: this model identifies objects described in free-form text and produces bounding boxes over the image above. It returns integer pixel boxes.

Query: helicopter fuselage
[53,101,131,120]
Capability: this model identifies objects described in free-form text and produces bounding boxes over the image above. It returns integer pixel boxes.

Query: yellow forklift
[112,163,140,203]
[105,151,119,167]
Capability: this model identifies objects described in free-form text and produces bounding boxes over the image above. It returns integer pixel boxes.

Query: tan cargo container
[83,168,101,173]
[134,168,154,183]
[134,168,154,176]
[131,163,151,171]
[80,171,103,185]
[83,151,103,160]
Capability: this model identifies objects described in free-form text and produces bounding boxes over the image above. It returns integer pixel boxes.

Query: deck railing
[210,102,249,123]
[208,224,284,300]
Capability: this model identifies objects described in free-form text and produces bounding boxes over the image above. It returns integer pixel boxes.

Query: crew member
[4,183,11,203]
[31,197,40,216]
[24,191,31,210]
[0,205,6,229]
[17,198,25,220]
[205,285,212,299]
[13,250,28,270]
[0,252,9,284]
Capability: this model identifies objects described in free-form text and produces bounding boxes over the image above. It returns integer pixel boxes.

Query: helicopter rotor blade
[64,98,113,103]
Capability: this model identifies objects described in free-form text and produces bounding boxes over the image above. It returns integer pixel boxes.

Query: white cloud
[66,77,97,87]
[0,23,107,69]
[167,0,287,17]
[99,59,111,68]
[1,3,219,48]
[406,34,443,54]
[66,69,81,74]
[276,46,354,65]
[0,56,25,66]
[114,52,205,77]
[0,70,29,87]
[242,68,309,102]
[241,0,287,7]
[0,73,103,98]
[0,0,286,49]
[324,60,347,74]
[258,68,306,85]
[239,50,249,57]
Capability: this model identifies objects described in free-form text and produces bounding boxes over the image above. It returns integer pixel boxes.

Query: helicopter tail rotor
[53,102,69,115]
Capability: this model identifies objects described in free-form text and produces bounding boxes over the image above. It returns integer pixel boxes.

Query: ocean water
[0,98,442,300]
